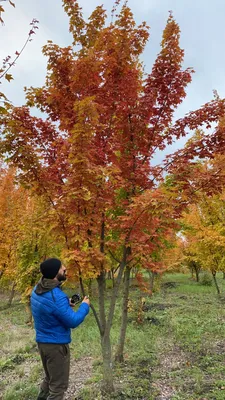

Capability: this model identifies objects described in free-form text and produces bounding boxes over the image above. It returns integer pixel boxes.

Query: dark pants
[37,343,70,400]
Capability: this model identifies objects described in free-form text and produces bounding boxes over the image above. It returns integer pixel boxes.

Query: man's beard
[56,271,67,282]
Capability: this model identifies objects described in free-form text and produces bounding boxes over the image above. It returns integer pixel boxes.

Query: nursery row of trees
[1,155,225,298]
[166,163,225,293]
[1,0,225,394]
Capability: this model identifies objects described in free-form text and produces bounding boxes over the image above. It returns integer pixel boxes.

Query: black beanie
[40,258,61,279]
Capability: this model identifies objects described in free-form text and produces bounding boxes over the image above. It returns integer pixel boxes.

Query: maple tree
[165,153,225,283]
[1,0,225,392]
[181,182,225,294]
[16,194,64,322]
[0,166,63,312]
[0,166,25,295]
[159,235,186,273]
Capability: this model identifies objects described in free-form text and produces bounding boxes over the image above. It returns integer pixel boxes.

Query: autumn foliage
[0,167,63,303]
[180,160,225,292]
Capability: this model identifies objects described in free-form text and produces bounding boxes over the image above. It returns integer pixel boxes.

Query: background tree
[0,167,63,311]
[0,167,25,294]
[181,175,225,294]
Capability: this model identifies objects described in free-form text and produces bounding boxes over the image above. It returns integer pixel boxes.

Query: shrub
[199,272,213,286]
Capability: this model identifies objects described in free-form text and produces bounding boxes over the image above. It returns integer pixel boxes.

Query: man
[31,258,90,400]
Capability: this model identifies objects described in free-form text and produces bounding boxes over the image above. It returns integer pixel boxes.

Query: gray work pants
[37,343,70,400]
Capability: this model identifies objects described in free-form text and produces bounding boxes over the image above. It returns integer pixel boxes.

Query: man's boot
[36,389,49,400]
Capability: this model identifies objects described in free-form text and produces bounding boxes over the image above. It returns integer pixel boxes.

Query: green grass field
[1,272,225,399]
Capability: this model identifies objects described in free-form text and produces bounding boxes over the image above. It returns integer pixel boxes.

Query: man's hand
[82,296,90,306]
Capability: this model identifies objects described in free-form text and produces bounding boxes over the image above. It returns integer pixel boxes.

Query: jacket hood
[35,277,60,295]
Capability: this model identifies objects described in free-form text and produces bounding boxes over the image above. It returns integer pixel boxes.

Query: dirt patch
[154,382,175,400]
[1,355,93,400]
[213,340,225,354]
[65,357,93,400]
[154,345,186,400]
[0,357,40,398]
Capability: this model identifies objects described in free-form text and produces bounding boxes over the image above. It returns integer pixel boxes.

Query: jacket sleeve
[53,294,89,329]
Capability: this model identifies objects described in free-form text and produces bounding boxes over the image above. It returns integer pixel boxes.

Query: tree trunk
[112,266,120,287]
[87,279,92,297]
[25,298,33,326]
[8,282,16,307]
[212,271,220,295]
[97,272,106,333]
[101,333,114,394]
[149,271,157,293]
[96,248,127,394]
[195,266,199,282]
[115,266,131,362]
[111,268,115,287]
[97,271,114,393]
[192,262,200,282]
[0,263,6,281]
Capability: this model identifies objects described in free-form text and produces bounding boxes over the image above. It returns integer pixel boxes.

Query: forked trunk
[115,266,131,362]
[95,248,127,394]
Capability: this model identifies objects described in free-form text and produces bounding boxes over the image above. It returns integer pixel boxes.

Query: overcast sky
[1,0,225,160]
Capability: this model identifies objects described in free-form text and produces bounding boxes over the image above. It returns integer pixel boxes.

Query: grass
[1,272,225,399]
[3,382,38,400]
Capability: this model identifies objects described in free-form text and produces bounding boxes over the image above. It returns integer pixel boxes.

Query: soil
[0,355,93,400]
[65,356,93,399]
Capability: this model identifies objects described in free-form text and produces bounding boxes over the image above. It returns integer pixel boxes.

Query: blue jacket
[31,278,89,344]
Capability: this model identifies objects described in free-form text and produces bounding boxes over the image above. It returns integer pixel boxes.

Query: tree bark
[149,271,157,292]
[101,333,114,394]
[25,298,33,326]
[106,250,127,331]
[97,271,114,393]
[195,267,199,283]
[0,263,6,281]
[97,272,107,335]
[192,262,200,282]
[96,247,127,394]
[87,279,92,297]
[8,282,16,307]
[115,266,131,362]
[212,271,220,295]
[111,268,115,287]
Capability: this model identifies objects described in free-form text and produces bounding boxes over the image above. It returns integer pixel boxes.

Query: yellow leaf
[5,74,14,82]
